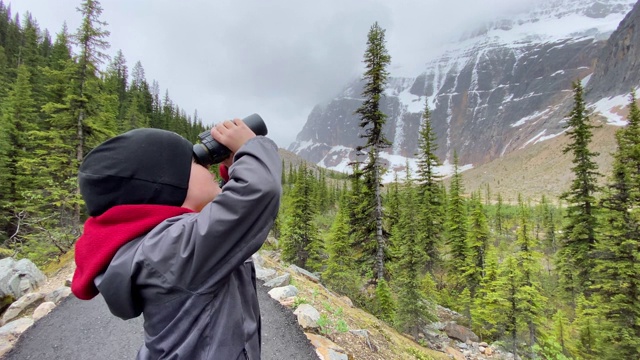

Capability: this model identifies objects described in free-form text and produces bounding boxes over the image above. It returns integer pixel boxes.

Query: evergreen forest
[0,1,207,261]
[1,2,639,359]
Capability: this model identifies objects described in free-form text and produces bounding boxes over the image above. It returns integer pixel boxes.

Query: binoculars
[193,113,268,167]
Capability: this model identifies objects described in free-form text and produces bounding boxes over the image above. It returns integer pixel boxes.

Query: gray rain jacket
[95,137,282,360]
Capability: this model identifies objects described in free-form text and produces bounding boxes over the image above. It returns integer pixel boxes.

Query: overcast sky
[10,0,536,148]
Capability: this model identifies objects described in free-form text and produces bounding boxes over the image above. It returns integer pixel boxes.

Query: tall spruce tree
[514,199,547,358]
[416,102,444,273]
[354,22,391,281]
[0,64,38,238]
[384,172,400,234]
[557,81,601,300]
[619,91,640,200]
[589,92,640,359]
[494,193,504,235]
[498,255,522,358]
[323,193,361,297]
[20,14,47,114]
[72,0,113,158]
[104,49,128,128]
[573,295,603,359]
[40,0,116,226]
[49,23,72,71]
[280,164,323,271]
[464,192,490,299]
[446,151,468,288]
[391,166,435,338]
[346,160,376,277]
[471,244,504,340]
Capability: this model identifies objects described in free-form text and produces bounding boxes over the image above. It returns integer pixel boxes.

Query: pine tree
[494,193,504,235]
[127,61,153,129]
[39,0,115,226]
[354,22,391,281]
[557,81,601,300]
[49,23,72,71]
[42,24,73,107]
[551,310,573,358]
[499,255,521,357]
[383,172,400,234]
[391,166,435,337]
[19,13,47,114]
[1,4,21,69]
[374,278,395,323]
[39,29,52,65]
[620,91,640,199]
[348,159,377,277]
[0,65,39,220]
[72,0,113,157]
[322,194,361,297]
[471,244,504,340]
[416,102,444,273]
[464,192,489,298]
[514,199,547,358]
[573,295,603,359]
[589,92,640,359]
[445,151,467,288]
[540,195,558,255]
[536,310,573,360]
[104,49,128,128]
[280,164,323,271]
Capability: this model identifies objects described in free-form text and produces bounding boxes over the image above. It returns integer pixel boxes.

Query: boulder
[1,292,45,325]
[255,267,277,282]
[0,317,34,338]
[264,273,290,288]
[305,333,349,360]
[0,258,46,301]
[288,265,320,283]
[444,322,479,342]
[293,304,320,329]
[32,302,56,321]
[44,286,72,304]
[267,285,298,301]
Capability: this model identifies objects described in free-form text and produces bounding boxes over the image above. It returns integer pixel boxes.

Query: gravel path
[2,281,318,360]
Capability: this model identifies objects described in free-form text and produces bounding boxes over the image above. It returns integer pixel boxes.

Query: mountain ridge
[289,0,640,185]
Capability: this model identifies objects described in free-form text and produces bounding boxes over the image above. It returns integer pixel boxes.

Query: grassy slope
[454,121,619,203]
[260,252,449,360]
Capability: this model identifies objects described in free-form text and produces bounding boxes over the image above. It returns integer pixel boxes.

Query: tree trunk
[75,107,84,225]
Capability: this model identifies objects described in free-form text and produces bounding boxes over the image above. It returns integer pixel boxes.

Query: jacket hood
[72,204,193,300]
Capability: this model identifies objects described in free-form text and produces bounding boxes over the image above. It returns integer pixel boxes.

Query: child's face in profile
[181,161,222,212]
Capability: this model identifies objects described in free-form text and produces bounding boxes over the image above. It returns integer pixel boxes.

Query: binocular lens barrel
[193,113,268,166]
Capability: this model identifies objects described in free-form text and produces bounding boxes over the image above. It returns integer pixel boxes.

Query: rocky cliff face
[587,0,640,101]
[289,0,639,179]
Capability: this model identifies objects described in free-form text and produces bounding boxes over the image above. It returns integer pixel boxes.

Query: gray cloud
[12,0,538,147]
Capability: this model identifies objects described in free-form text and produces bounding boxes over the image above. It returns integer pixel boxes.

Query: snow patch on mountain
[382,156,474,184]
[318,144,474,183]
[591,88,640,126]
[396,90,424,114]
[512,108,555,128]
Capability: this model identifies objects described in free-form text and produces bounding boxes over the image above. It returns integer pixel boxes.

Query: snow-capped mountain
[288,0,640,182]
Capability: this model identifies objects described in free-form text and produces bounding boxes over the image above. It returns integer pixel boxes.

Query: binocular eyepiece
[193,113,268,167]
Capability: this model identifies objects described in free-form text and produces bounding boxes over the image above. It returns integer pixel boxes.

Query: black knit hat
[79,128,194,217]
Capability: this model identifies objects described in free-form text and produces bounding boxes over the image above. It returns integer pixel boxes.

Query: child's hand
[211,118,256,155]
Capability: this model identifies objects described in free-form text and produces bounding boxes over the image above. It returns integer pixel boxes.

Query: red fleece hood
[72,204,193,300]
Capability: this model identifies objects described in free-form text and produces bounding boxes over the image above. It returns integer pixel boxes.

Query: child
[71,119,282,360]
